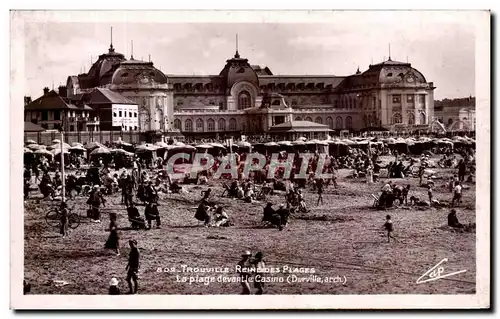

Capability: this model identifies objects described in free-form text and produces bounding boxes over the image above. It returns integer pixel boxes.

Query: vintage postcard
[10,10,490,309]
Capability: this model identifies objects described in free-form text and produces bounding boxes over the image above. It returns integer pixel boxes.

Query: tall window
[420,112,426,124]
[238,91,251,110]
[174,119,181,130]
[334,100,339,109]
[336,116,343,129]
[41,111,48,121]
[218,118,226,131]
[407,95,414,103]
[408,113,415,125]
[184,119,193,132]
[305,116,313,122]
[196,118,204,132]
[326,116,333,129]
[54,111,60,121]
[315,117,323,124]
[229,118,237,131]
[346,116,352,129]
[207,118,215,132]
[448,118,453,126]
[392,113,402,124]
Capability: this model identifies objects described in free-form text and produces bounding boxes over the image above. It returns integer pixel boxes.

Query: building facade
[27,41,437,138]
[433,97,476,132]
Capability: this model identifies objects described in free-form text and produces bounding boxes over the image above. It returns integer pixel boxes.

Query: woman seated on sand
[195,199,212,227]
[213,206,231,227]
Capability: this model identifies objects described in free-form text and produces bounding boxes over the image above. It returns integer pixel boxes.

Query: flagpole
[60,131,65,202]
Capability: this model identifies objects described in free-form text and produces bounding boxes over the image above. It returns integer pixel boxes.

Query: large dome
[110,59,168,87]
[219,51,259,90]
[87,45,126,87]
[351,59,427,88]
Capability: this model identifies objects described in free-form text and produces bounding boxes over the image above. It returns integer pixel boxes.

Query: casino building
[56,39,436,139]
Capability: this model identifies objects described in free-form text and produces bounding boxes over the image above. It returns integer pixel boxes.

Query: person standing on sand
[59,201,69,237]
[252,252,266,295]
[126,239,140,294]
[316,178,324,206]
[105,212,120,256]
[384,215,394,243]
[237,251,252,295]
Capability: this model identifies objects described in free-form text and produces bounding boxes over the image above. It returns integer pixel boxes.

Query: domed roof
[344,58,429,89]
[369,59,426,85]
[111,59,168,87]
[87,45,126,86]
[219,51,259,90]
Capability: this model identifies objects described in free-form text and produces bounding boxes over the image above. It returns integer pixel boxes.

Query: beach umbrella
[52,139,61,144]
[296,136,307,141]
[195,144,213,149]
[47,142,70,150]
[85,141,104,150]
[264,142,278,147]
[69,145,86,152]
[34,149,53,156]
[26,144,42,150]
[237,141,251,148]
[173,141,186,146]
[71,142,83,147]
[90,147,111,156]
[24,147,33,153]
[278,141,293,146]
[52,148,70,156]
[292,140,306,145]
[111,148,134,156]
[172,144,196,151]
[25,139,37,145]
[209,142,226,149]
[154,141,170,148]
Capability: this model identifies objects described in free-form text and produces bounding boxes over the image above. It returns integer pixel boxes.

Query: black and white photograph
[10,10,490,309]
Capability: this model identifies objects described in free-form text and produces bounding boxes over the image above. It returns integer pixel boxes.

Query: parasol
[237,141,251,148]
[52,148,70,156]
[24,147,33,153]
[278,141,293,146]
[209,142,226,149]
[52,139,61,144]
[90,147,111,156]
[34,149,54,156]
[111,148,134,156]
[264,142,279,147]
[25,139,37,145]
[26,144,42,150]
[195,144,213,149]
[85,141,105,150]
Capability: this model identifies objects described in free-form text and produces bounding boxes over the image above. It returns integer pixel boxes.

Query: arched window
[326,116,333,129]
[420,113,426,124]
[336,116,343,129]
[184,119,193,132]
[218,118,226,131]
[295,116,302,121]
[207,118,215,132]
[408,113,415,125]
[448,118,453,126]
[346,116,353,129]
[229,118,237,131]
[196,118,204,132]
[315,117,323,124]
[305,116,313,122]
[238,91,251,110]
[392,113,402,124]
[174,119,181,130]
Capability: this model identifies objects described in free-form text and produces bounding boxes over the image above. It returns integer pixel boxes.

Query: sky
[22,13,476,100]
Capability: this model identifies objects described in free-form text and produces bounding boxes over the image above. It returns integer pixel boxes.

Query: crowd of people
[22,135,476,295]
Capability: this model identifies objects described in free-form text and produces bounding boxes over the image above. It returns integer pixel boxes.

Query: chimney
[58,85,67,98]
[43,87,50,95]
[24,96,32,106]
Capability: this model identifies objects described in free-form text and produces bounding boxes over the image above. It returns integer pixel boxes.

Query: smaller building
[434,96,475,131]
[24,87,94,132]
[268,120,333,140]
[79,88,139,132]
